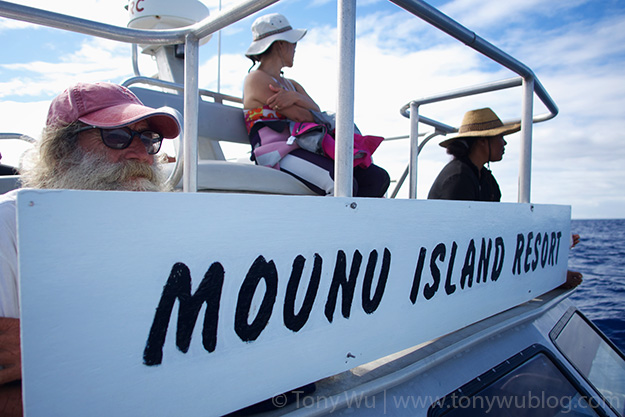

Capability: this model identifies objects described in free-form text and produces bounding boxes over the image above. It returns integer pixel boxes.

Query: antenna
[217,0,222,93]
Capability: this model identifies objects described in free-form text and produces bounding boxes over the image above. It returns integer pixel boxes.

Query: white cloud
[0,37,133,99]
[0,16,39,30]
[441,0,589,31]
[2,0,130,25]
[0,100,48,167]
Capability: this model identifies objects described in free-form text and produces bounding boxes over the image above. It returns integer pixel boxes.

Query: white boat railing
[389,0,558,203]
[0,133,36,143]
[0,0,559,200]
[0,0,275,44]
[397,76,558,200]
[122,76,243,106]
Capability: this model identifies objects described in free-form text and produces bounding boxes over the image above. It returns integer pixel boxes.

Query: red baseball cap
[46,82,180,139]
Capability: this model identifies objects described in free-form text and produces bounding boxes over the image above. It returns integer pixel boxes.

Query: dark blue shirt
[427,157,501,202]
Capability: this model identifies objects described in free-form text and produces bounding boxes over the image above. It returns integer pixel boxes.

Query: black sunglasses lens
[98,128,163,154]
[101,129,133,149]
[139,131,163,155]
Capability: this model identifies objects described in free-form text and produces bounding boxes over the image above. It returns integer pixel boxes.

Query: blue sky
[1,0,624,218]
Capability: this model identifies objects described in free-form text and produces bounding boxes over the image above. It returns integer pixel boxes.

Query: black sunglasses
[77,126,164,155]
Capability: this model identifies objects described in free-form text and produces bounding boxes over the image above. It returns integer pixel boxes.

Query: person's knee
[379,167,390,190]
[354,164,390,197]
[370,165,390,196]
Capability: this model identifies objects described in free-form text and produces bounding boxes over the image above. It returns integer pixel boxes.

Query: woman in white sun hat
[242,13,390,197]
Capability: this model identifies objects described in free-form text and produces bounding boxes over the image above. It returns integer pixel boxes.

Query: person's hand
[0,317,22,417]
[0,382,22,417]
[0,318,21,385]
[571,233,580,248]
[559,270,583,289]
[266,84,297,111]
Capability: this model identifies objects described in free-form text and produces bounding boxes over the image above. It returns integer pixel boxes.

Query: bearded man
[0,82,180,416]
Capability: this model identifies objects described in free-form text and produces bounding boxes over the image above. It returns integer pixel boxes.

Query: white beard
[50,148,167,192]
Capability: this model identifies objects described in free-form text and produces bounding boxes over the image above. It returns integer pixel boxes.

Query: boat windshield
[553,311,625,416]
[429,345,603,417]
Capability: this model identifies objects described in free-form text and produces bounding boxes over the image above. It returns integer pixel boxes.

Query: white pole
[409,101,420,199]
[183,34,199,192]
[334,0,356,197]
[518,77,534,203]
[217,0,222,94]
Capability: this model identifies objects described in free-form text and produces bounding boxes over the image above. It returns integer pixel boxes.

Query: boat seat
[129,85,316,196]
[162,160,316,195]
[0,175,20,194]
[129,86,250,147]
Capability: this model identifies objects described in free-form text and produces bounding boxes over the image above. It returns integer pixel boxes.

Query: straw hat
[245,13,306,58]
[439,107,520,148]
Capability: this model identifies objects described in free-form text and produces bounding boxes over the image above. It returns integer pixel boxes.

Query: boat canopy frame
[0,0,558,201]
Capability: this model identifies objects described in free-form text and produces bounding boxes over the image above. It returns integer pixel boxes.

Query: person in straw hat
[427,107,583,289]
[427,107,520,201]
[242,13,389,197]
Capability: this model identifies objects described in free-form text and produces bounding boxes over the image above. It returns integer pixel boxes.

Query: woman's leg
[279,149,341,195]
[0,164,18,176]
[280,150,390,197]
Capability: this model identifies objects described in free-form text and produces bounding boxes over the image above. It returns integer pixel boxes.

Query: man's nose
[123,136,153,164]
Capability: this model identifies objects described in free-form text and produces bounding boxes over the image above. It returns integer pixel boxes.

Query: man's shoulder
[0,189,19,220]
[0,190,18,237]
[0,189,18,206]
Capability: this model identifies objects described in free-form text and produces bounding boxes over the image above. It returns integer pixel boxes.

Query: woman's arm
[266,84,316,122]
[243,71,319,123]
[266,80,321,113]
[243,71,274,110]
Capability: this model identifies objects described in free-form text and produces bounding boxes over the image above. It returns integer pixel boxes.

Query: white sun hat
[245,13,307,58]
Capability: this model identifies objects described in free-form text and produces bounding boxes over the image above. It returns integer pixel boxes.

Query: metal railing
[390,0,558,202]
[397,76,557,200]
[0,133,36,143]
[0,0,558,200]
[0,0,275,45]
[121,77,242,105]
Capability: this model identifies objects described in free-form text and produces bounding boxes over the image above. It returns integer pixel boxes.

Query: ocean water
[568,219,625,353]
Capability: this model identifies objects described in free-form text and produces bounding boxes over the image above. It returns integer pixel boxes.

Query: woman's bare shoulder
[245,70,273,85]
[243,70,274,108]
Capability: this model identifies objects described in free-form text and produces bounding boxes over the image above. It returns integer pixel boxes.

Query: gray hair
[20,122,84,189]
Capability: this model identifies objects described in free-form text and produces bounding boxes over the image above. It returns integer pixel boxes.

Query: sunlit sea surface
[569,219,625,353]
